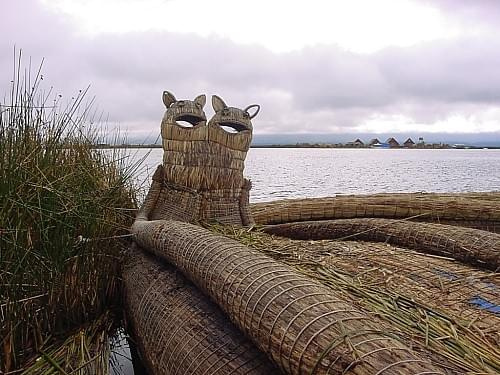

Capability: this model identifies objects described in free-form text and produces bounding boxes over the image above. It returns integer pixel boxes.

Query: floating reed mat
[21,311,115,375]
[251,193,500,232]
[208,225,500,374]
[132,219,454,374]
[123,247,278,375]
[263,218,500,271]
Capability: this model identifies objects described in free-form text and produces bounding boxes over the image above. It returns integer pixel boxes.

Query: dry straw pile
[251,193,500,233]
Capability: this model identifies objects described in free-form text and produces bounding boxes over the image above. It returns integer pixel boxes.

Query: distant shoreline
[94,144,500,150]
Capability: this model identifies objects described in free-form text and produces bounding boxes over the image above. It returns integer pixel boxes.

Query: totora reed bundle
[209,225,500,374]
[123,246,279,374]
[263,218,500,271]
[251,193,500,233]
[132,218,453,374]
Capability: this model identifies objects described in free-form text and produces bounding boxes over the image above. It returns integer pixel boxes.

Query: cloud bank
[1,0,500,139]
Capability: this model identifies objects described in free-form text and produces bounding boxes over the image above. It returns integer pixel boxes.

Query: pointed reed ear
[212,95,227,112]
[194,94,206,108]
[163,91,176,108]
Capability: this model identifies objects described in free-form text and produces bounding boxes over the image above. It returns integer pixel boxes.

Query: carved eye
[178,101,185,107]
[222,108,229,115]
[243,112,250,118]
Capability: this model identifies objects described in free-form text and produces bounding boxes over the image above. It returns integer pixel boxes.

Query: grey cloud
[376,36,500,104]
[424,0,500,28]
[1,0,500,137]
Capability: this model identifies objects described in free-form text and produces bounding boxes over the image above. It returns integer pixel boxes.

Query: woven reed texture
[143,165,254,225]
[123,247,279,375]
[210,226,499,373]
[251,193,500,232]
[156,92,255,225]
[132,219,450,375]
[263,218,500,271]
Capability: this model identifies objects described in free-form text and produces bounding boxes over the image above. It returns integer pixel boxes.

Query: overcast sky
[2,0,500,139]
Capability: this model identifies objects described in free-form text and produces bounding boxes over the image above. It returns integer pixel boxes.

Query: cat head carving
[209,95,259,133]
[162,90,207,129]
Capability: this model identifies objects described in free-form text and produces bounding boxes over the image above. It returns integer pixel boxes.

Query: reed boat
[124,91,500,374]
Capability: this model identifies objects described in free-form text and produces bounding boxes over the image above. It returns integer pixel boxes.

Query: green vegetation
[0,55,140,372]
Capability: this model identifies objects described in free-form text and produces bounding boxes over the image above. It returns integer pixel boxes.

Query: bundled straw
[123,246,278,375]
[251,193,500,232]
[132,219,452,374]
[263,218,500,271]
[157,92,256,225]
[209,225,500,374]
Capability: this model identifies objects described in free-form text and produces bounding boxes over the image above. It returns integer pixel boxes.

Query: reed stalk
[0,52,139,372]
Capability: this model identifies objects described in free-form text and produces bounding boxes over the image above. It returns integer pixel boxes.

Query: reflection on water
[115,147,500,373]
[110,330,135,375]
[130,148,500,203]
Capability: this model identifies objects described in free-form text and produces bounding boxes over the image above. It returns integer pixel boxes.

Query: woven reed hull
[251,193,500,231]
[143,165,253,226]
[162,136,247,191]
[416,219,500,233]
[212,227,499,373]
[263,218,500,271]
[162,138,248,159]
[132,219,449,375]
[123,247,278,374]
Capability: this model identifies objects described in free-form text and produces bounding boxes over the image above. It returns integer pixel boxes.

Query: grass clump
[0,54,139,372]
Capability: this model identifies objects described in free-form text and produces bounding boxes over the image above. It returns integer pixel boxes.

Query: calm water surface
[132,148,500,202]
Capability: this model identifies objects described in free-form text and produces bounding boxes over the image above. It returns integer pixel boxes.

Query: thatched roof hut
[404,137,415,147]
[386,137,400,147]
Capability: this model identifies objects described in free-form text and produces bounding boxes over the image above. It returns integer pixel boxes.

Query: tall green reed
[0,52,140,372]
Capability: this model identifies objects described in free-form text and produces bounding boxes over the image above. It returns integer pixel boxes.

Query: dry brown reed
[123,246,278,375]
[21,311,115,374]
[251,193,500,233]
[263,218,500,271]
[132,219,453,375]
[209,225,500,374]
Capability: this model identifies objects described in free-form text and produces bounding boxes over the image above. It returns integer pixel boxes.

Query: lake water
[132,148,500,202]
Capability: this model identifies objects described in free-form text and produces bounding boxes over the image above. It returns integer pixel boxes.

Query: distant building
[368,138,381,146]
[346,139,365,148]
[403,138,415,148]
[386,137,400,148]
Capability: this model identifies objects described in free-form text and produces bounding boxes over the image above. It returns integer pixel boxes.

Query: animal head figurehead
[161,91,207,141]
[208,95,259,152]
[157,91,259,225]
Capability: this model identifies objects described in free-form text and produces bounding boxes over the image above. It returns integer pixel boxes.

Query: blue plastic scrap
[469,296,500,315]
